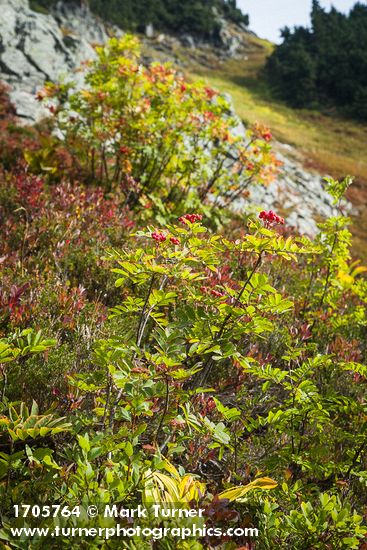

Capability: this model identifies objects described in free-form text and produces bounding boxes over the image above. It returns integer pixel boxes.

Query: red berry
[178,213,203,224]
[258,210,285,226]
[151,231,167,243]
[170,237,180,245]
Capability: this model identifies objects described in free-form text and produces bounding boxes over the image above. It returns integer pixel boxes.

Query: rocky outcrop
[230,113,351,236]
[248,144,349,236]
[142,21,251,70]
[0,0,251,119]
[0,0,108,120]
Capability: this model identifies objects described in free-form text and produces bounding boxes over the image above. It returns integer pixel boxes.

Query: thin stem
[136,275,167,348]
[5,439,14,498]
[347,441,366,477]
[234,429,238,475]
[297,411,309,455]
[217,252,263,340]
[318,232,338,310]
[300,258,316,317]
[192,253,262,388]
[136,274,156,347]
[102,370,112,429]
[107,387,124,459]
[15,207,29,278]
[154,376,169,445]
[1,370,7,402]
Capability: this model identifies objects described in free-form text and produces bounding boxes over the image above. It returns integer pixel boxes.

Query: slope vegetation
[186,34,367,258]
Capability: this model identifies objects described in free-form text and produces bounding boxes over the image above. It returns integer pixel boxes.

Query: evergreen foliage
[266,1,367,119]
[30,0,249,40]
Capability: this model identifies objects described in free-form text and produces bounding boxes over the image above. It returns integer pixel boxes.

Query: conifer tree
[266,1,367,120]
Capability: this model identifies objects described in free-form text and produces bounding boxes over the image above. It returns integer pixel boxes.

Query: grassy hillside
[185,34,367,258]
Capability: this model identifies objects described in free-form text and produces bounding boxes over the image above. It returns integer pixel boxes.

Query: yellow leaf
[337,271,354,285]
[162,458,180,479]
[284,469,293,481]
[219,477,278,501]
[351,265,367,278]
[178,475,206,502]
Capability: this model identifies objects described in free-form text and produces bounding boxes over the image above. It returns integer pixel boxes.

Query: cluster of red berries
[151,233,180,245]
[262,131,272,142]
[178,213,203,224]
[151,232,167,243]
[259,210,285,225]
